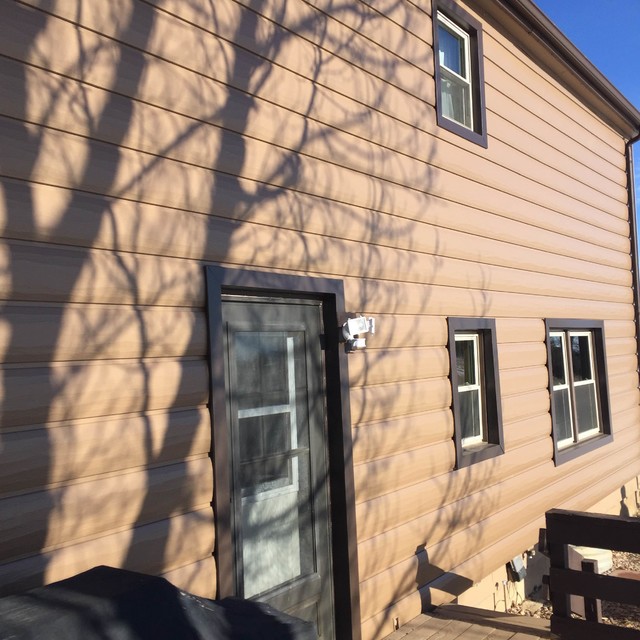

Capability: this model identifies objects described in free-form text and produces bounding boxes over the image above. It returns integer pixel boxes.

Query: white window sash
[455,332,484,446]
[437,11,474,130]
[552,329,601,448]
[550,331,574,449]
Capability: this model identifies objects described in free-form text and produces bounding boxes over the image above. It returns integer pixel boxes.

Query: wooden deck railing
[545,508,640,639]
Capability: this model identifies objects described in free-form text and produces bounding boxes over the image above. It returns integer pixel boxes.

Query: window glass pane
[459,388,481,441]
[455,336,476,386]
[438,24,465,76]
[553,388,573,444]
[575,383,599,435]
[440,75,472,129]
[571,334,593,382]
[550,334,566,386]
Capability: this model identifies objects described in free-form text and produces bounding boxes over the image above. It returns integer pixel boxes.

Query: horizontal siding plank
[0,507,214,597]
[606,337,638,358]
[353,440,454,503]
[483,116,627,207]
[487,83,625,188]
[298,0,433,50]
[605,321,637,339]
[359,430,640,620]
[1,177,631,282]
[352,409,453,464]
[349,378,450,425]
[0,407,211,495]
[3,117,630,264]
[219,0,434,97]
[0,457,212,563]
[500,365,548,397]
[343,278,635,320]
[485,30,624,165]
[164,0,628,212]
[0,240,205,307]
[360,452,640,638]
[357,459,551,582]
[503,413,551,450]
[365,316,448,350]
[0,237,625,315]
[609,371,640,397]
[25,210,622,295]
[433,121,626,220]
[5,104,628,263]
[2,10,631,245]
[496,318,546,343]
[0,238,633,322]
[425,441,640,613]
[348,347,448,387]
[161,556,216,599]
[609,388,640,415]
[355,437,553,542]
[0,303,206,363]
[0,358,208,429]
[12,0,432,136]
[498,342,547,369]
[501,389,550,424]
[0,26,431,198]
[607,354,637,378]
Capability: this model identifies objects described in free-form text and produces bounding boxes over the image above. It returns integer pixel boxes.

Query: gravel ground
[601,551,640,630]
[508,551,640,629]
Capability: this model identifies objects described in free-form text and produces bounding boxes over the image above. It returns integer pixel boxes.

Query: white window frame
[437,11,474,131]
[550,329,601,450]
[568,330,600,441]
[550,330,574,449]
[455,332,484,447]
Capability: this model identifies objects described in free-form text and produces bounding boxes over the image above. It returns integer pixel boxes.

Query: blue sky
[534,0,640,112]
[533,0,640,208]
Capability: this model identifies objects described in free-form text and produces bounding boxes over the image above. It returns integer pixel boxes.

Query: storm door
[222,295,335,639]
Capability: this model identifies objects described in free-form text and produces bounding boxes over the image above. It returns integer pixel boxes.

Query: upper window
[545,320,612,465]
[433,0,487,147]
[448,318,504,468]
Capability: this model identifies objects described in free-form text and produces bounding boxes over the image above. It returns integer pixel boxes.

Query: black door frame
[205,266,361,640]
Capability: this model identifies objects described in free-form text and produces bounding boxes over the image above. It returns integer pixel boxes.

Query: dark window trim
[205,266,361,640]
[448,317,504,468]
[433,0,488,147]
[545,319,613,466]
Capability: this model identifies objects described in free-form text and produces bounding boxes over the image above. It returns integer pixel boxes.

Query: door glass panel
[232,331,315,599]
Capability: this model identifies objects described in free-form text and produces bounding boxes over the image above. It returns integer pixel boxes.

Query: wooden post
[582,559,602,623]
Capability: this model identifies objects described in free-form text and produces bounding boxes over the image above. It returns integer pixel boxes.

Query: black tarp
[0,566,318,640]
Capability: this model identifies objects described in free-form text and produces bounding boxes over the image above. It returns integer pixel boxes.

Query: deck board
[383,604,551,639]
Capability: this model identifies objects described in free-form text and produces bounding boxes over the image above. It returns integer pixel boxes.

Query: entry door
[222,295,335,639]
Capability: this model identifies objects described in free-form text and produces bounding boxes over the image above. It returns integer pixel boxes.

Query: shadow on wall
[0,0,502,638]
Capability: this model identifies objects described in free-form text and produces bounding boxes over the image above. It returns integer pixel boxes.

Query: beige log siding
[0,1,638,639]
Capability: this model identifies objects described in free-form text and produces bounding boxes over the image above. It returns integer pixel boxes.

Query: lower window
[545,320,612,465]
[448,317,504,468]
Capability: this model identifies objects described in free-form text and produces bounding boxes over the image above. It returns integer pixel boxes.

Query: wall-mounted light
[341,315,375,352]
